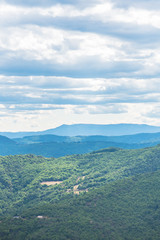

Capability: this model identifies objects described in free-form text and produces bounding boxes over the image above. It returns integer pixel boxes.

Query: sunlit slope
[1,145,160,216]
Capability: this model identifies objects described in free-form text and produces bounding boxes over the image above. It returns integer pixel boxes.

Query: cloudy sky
[0,0,160,131]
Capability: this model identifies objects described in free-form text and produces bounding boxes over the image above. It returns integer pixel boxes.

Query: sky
[0,0,160,131]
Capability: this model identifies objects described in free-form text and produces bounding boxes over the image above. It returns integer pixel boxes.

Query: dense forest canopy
[1,145,160,239]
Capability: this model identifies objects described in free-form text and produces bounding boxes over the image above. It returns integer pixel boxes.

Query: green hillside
[1,145,160,239]
[1,170,160,240]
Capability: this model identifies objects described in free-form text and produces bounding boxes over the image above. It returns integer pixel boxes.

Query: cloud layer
[0,0,160,130]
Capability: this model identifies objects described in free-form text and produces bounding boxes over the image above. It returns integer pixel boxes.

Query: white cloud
[0,76,160,108]
[72,104,127,114]
[1,1,160,29]
[144,105,160,119]
[0,24,130,76]
[0,1,159,77]
[0,0,160,130]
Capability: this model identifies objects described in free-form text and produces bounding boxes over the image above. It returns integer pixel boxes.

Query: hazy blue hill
[14,132,160,145]
[14,141,142,157]
[0,131,38,139]
[2,130,160,158]
[0,135,16,144]
[14,134,70,144]
[1,123,160,138]
[1,133,160,158]
[0,139,154,158]
[41,123,160,136]
[0,136,17,156]
[70,132,160,144]
[107,132,160,144]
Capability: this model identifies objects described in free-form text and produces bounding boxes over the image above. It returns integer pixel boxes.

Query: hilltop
[1,123,160,138]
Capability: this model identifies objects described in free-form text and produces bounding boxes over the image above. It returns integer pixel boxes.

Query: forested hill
[1,145,160,238]
[1,170,160,240]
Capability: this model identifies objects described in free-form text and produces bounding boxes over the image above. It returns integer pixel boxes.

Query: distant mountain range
[1,123,160,138]
[0,130,160,157]
[14,131,160,144]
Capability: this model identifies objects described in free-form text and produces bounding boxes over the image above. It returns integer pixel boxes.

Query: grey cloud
[1,0,99,8]
[2,0,159,10]
[2,75,160,107]
[0,82,159,108]
[2,76,160,97]
[0,103,128,116]
[43,18,160,47]
[143,106,160,118]
[0,2,159,80]
[53,21,160,47]
[0,53,143,78]
[72,104,128,115]
[5,104,65,112]
[0,76,90,89]
[0,0,160,118]
[113,0,160,10]
[2,11,160,48]
[1,0,71,7]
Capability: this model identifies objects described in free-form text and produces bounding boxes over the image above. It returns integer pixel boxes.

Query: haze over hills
[1,131,160,157]
[1,123,160,138]
[14,131,160,144]
[0,135,16,144]
[0,135,144,157]
[46,123,160,136]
